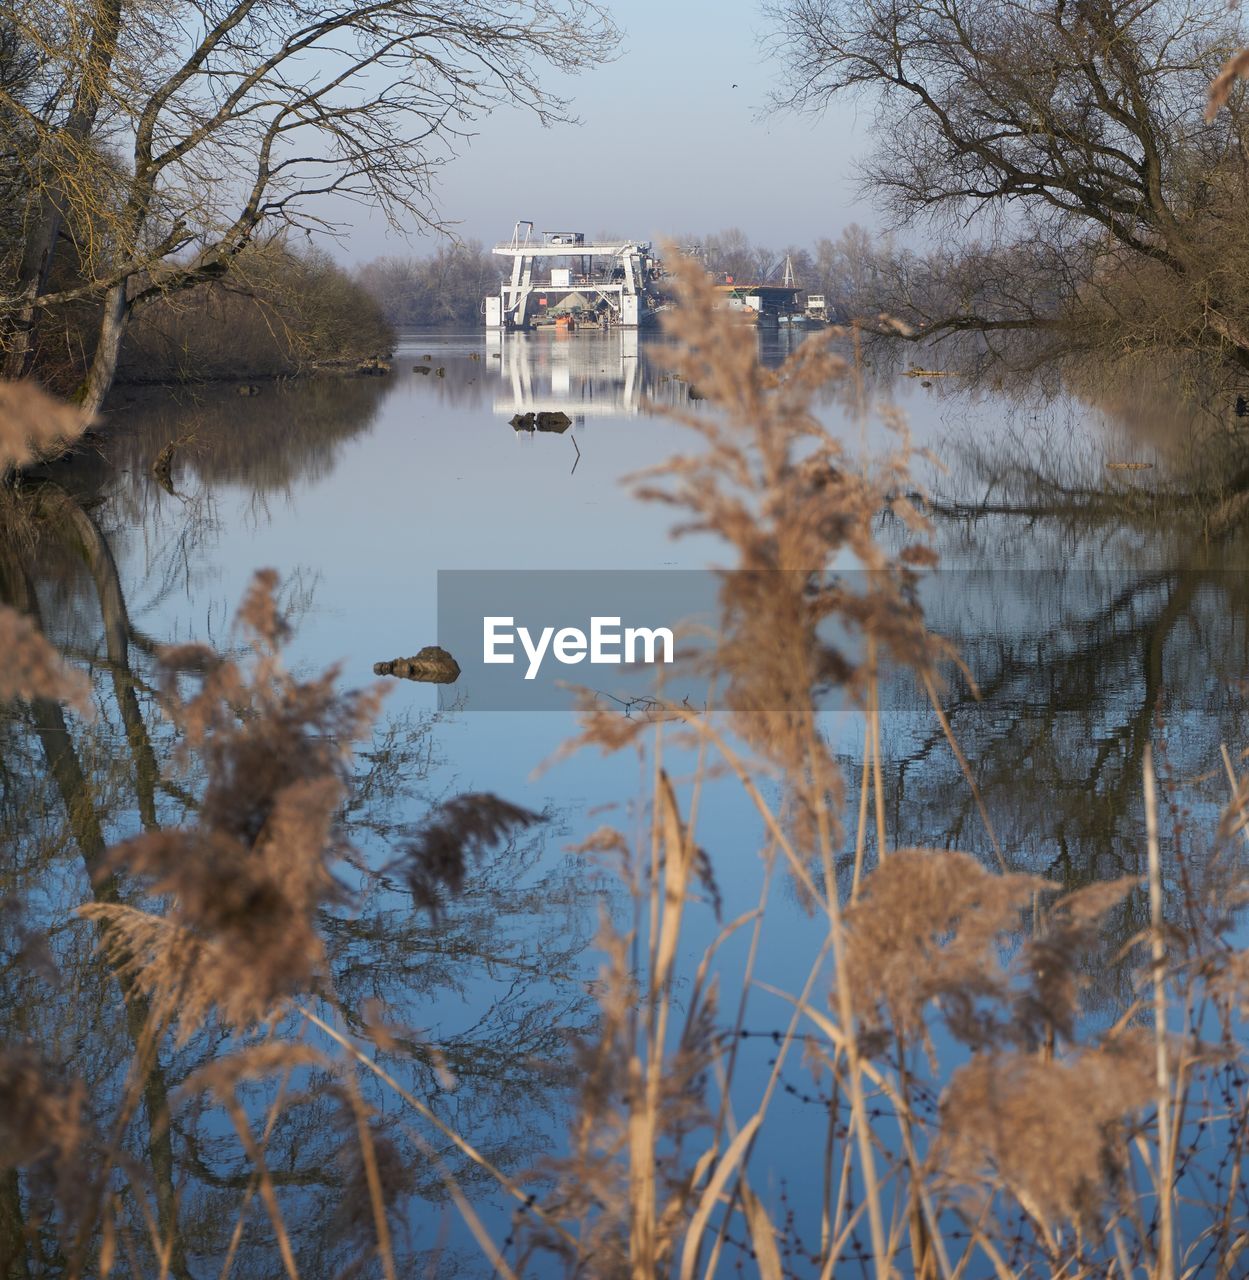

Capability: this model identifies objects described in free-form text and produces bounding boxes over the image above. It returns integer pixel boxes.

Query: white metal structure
[485,225,657,330]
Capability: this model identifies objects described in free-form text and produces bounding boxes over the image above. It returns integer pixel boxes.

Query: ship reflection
[488,328,684,421]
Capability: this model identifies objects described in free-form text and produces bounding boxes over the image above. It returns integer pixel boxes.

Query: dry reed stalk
[545,255,948,1280]
[1207,48,1249,120]
[695,933,832,1279]
[853,703,873,898]
[295,1005,581,1253]
[223,1095,301,1280]
[343,1080,399,1280]
[868,639,888,864]
[1145,746,1174,1280]
[215,1052,299,1280]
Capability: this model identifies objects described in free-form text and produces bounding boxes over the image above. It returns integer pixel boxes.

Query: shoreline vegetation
[2,258,1249,1278]
[9,242,399,401]
[7,0,1249,1274]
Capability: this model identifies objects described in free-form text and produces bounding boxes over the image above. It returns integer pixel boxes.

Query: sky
[333,0,878,262]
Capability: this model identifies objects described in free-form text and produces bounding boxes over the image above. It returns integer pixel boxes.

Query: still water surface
[4,327,1247,1272]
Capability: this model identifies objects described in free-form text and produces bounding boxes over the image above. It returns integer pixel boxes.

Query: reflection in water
[0,471,605,1275]
[488,329,681,419]
[5,336,1249,1270]
[846,364,1249,1014]
[108,373,395,493]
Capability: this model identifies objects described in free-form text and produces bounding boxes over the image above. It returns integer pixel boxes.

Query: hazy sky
[335,0,878,261]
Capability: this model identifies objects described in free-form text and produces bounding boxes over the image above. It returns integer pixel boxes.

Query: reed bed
[2,263,1249,1280]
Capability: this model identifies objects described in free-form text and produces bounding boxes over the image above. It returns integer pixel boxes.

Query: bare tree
[764,0,1249,361]
[357,239,499,327]
[696,226,778,282]
[0,0,618,412]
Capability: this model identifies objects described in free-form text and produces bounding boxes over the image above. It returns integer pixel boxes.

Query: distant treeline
[349,228,1073,372]
[683,226,890,322]
[355,242,501,329]
[352,228,900,329]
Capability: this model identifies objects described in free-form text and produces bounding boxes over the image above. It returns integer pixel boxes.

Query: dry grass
[0,378,94,714]
[0,378,91,472]
[80,569,385,1034]
[3,269,1249,1280]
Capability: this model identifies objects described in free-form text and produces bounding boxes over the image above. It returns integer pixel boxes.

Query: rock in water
[373,646,461,684]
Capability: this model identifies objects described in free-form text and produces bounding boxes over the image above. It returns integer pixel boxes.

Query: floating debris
[357,357,390,376]
[413,365,431,374]
[374,646,461,684]
[509,410,571,433]
[1105,461,1154,471]
[151,442,176,493]
[236,384,261,396]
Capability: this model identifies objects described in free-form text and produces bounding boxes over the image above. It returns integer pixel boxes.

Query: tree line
[351,225,901,328]
[345,221,1096,357]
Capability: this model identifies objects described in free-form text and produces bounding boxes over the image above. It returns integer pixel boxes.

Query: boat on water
[714,257,828,330]
[484,223,670,331]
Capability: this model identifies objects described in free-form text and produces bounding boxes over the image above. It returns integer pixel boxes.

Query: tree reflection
[0,473,603,1276]
[850,365,1249,1014]
[107,373,395,495]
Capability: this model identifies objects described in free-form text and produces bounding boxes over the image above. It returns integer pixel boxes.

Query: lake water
[5,327,1247,1274]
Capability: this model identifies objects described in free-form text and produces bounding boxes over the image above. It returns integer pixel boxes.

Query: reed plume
[80,569,384,1035]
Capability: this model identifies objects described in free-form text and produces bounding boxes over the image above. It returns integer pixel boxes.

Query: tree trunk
[2,0,123,380]
[2,197,64,380]
[81,280,129,415]
[0,1168,32,1280]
